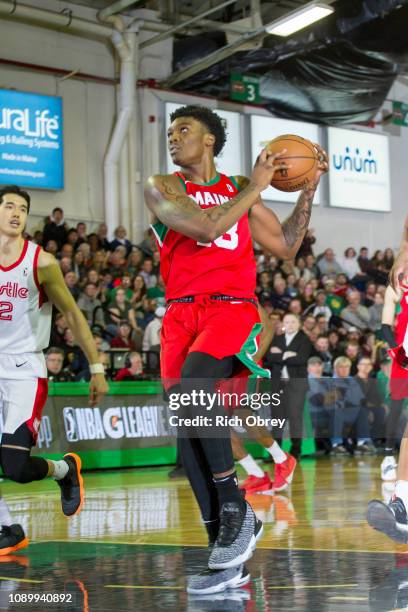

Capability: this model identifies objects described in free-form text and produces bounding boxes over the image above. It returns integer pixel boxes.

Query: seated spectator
[108,274,133,304]
[46,347,75,382]
[45,239,58,256]
[50,313,68,348]
[66,228,78,247]
[114,351,145,381]
[152,250,161,276]
[110,321,138,350]
[324,279,346,315]
[341,290,370,332]
[297,228,316,258]
[302,315,317,339]
[108,249,127,278]
[59,257,72,275]
[328,330,341,358]
[383,247,394,272]
[256,271,273,305]
[87,233,100,254]
[93,331,110,352]
[309,290,332,321]
[76,350,109,382]
[127,247,143,276]
[288,298,303,317]
[64,271,80,300]
[344,341,361,375]
[355,357,386,446]
[299,282,315,311]
[110,225,132,257]
[339,247,362,281]
[77,242,93,269]
[328,357,372,454]
[368,291,384,332]
[317,249,343,278]
[314,313,329,335]
[370,250,388,285]
[286,273,298,299]
[358,247,371,275]
[363,281,377,308]
[77,283,105,328]
[63,328,88,374]
[270,277,291,311]
[75,221,88,248]
[105,287,139,337]
[143,306,165,352]
[73,250,86,278]
[59,243,74,260]
[307,356,331,452]
[42,207,68,250]
[96,222,111,251]
[294,256,314,283]
[314,336,333,376]
[147,274,165,304]
[140,258,157,289]
[333,273,349,299]
[305,254,319,278]
[93,250,109,273]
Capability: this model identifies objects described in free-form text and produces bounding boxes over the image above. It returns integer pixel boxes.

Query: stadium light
[265,2,335,37]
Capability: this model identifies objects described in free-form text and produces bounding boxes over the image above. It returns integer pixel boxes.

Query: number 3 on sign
[197,223,239,251]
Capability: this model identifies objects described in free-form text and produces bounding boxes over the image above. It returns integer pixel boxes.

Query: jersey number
[0,302,13,321]
[197,223,239,251]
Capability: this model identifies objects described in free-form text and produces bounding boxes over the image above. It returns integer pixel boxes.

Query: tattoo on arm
[282,188,314,248]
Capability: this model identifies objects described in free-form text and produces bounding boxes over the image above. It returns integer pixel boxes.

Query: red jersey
[151,172,256,300]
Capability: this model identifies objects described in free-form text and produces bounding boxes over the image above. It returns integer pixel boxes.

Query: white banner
[328,127,391,211]
[250,115,321,204]
[165,102,243,176]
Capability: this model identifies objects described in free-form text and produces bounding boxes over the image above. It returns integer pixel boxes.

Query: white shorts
[0,352,48,442]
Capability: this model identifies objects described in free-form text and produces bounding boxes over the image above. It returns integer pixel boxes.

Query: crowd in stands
[30,211,401,453]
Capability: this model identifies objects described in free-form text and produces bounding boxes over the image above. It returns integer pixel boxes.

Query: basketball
[266,134,318,192]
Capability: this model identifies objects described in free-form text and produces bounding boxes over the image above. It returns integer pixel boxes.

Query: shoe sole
[0,537,29,556]
[243,482,273,495]
[272,481,289,492]
[63,453,84,517]
[367,500,408,544]
[209,522,264,570]
[285,459,297,485]
[186,571,250,595]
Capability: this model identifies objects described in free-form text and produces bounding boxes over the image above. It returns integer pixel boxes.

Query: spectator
[286,273,298,299]
[383,247,394,272]
[355,357,386,446]
[77,283,105,328]
[140,258,157,289]
[105,287,139,337]
[73,250,86,278]
[299,282,315,311]
[45,240,58,256]
[108,274,133,304]
[368,292,384,332]
[328,330,341,359]
[329,356,372,454]
[64,271,80,300]
[370,250,388,285]
[288,298,303,317]
[344,341,361,375]
[143,306,165,352]
[333,273,349,299]
[271,277,291,311]
[127,248,143,276]
[324,279,346,315]
[110,225,132,257]
[314,335,333,376]
[302,315,317,338]
[60,243,74,260]
[87,233,100,254]
[310,290,332,322]
[297,228,316,258]
[315,313,329,335]
[76,350,109,382]
[75,222,88,248]
[97,222,111,251]
[307,356,332,452]
[317,249,343,278]
[42,207,68,250]
[114,351,145,381]
[363,280,377,308]
[63,328,87,374]
[50,313,68,348]
[341,290,370,332]
[358,247,371,274]
[147,274,166,304]
[294,256,314,283]
[46,347,75,382]
[110,321,138,350]
[305,254,319,278]
[59,257,72,275]
[339,247,362,280]
[66,228,78,247]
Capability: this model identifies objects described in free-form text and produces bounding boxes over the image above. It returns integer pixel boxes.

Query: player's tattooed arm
[281,186,314,249]
[144,174,262,243]
[37,250,108,406]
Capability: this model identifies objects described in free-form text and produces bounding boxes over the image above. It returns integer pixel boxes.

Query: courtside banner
[0,89,64,189]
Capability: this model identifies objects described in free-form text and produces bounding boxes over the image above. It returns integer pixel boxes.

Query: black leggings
[176,351,235,523]
[1,423,49,483]
[386,399,405,449]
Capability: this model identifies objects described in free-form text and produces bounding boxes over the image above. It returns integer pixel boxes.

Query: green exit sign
[230,72,260,104]
[393,101,408,126]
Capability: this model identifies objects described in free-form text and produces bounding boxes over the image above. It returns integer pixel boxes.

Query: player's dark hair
[170,105,227,156]
[0,185,30,213]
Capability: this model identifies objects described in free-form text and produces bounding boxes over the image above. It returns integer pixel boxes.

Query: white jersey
[0,240,52,357]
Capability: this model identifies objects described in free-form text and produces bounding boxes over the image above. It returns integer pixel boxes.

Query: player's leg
[180,351,263,571]
[0,378,83,517]
[231,427,272,494]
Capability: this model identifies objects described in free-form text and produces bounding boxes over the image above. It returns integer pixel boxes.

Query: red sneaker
[272,453,297,492]
[240,472,273,494]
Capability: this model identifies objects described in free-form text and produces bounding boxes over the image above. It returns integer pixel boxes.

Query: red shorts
[160,296,264,388]
[390,360,408,400]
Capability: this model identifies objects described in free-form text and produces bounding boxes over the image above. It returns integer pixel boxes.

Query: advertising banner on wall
[250,115,321,204]
[0,89,64,190]
[165,102,243,176]
[328,127,391,211]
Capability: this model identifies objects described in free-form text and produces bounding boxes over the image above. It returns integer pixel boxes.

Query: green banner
[393,100,408,126]
[230,72,260,104]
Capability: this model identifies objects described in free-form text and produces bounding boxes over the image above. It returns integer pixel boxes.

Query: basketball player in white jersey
[0,185,108,553]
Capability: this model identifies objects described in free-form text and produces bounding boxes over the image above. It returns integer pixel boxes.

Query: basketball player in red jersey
[368,216,408,542]
[145,105,328,593]
[0,185,108,554]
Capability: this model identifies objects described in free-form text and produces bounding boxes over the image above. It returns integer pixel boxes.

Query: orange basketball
[266,134,318,192]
